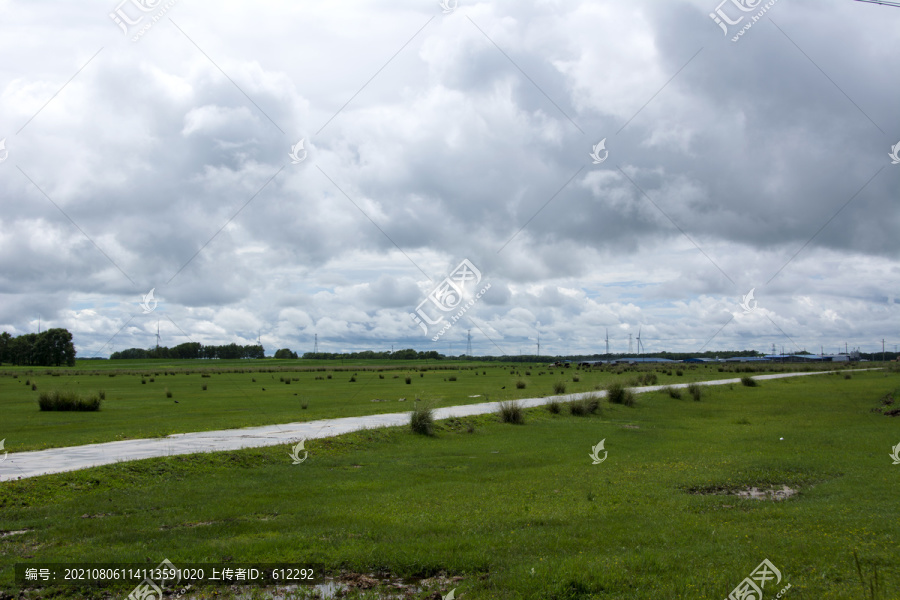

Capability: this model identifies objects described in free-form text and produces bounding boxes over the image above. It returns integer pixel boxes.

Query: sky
[0,0,898,358]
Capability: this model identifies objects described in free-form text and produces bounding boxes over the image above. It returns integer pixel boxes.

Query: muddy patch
[0,529,31,538]
[689,484,798,501]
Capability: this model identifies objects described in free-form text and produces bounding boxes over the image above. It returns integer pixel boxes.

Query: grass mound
[498,400,525,424]
[410,403,435,436]
[606,382,635,406]
[38,390,101,411]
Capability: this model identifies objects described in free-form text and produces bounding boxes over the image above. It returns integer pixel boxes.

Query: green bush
[38,390,101,412]
[740,376,758,387]
[410,403,435,436]
[607,382,635,406]
[515,380,527,389]
[553,381,567,394]
[687,383,702,401]
[405,376,412,385]
[569,394,602,415]
[664,386,682,399]
[498,400,525,424]
[546,399,562,414]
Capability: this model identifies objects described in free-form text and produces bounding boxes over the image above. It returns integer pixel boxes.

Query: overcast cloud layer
[1,0,898,358]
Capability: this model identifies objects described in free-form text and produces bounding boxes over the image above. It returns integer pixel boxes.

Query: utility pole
[314,333,318,356]
[537,334,540,357]
[883,339,886,363]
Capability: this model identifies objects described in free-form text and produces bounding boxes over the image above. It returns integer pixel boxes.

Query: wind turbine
[636,327,644,357]
[605,328,609,356]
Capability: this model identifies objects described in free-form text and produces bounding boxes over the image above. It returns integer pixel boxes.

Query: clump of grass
[572,375,580,383]
[640,372,658,385]
[31,383,37,391]
[379,374,385,379]
[201,384,207,391]
[410,403,435,436]
[165,388,173,398]
[687,383,702,401]
[515,380,527,389]
[405,376,412,385]
[498,400,524,424]
[98,390,105,400]
[844,373,852,380]
[349,376,356,383]
[553,381,567,394]
[301,400,309,410]
[141,379,147,385]
[569,394,602,416]
[38,390,101,412]
[326,374,332,379]
[664,386,682,399]
[525,371,531,376]
[740,376,758,387]
[676,370,684,376]
[546,399,562,414]
[606,382,635,407]
[448,375,457,382]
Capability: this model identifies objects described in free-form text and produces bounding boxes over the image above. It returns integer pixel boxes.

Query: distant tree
[274,348,298,359]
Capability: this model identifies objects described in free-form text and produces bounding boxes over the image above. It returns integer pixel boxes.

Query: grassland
[1,364,898,599]
[0,360,850,452]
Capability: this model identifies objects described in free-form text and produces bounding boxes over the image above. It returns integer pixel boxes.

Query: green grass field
[1,363,898,598]
[0,360,847,452]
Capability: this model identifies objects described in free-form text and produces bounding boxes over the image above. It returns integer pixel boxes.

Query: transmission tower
[313,333,318,355]
[466,329,472,356]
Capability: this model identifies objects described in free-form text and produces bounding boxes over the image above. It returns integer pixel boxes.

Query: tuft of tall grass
[498,400,525,424]
[569,394,603,415]
[687,383,702,401]
[410,403,435,436]
[515,380,526,389]
[607,382,635,406]
[553,381,567,394]
[663,386,682,399]
[546,399,562,414]
[38,390,101,412]
[740,376,758,387]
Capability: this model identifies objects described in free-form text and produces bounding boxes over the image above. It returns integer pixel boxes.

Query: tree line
[110,343,265,360]
[0,329,77,366]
